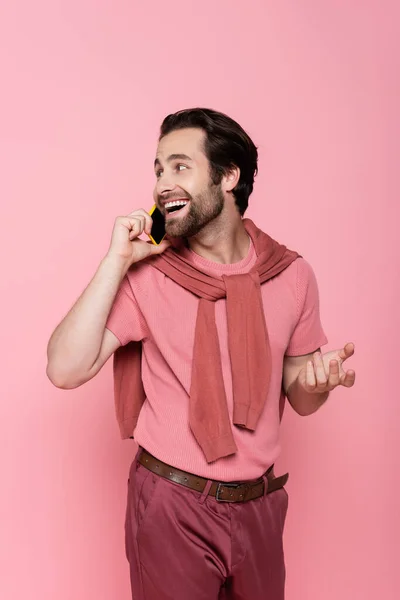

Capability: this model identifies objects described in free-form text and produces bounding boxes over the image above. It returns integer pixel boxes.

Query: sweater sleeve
[105,275,148,346]
[285,258,328,356]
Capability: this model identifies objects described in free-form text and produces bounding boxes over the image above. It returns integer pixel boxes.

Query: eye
[176,164,188,172]
[155,169,163,178]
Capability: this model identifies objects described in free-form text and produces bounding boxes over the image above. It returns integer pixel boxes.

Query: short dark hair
[159,108,258,216]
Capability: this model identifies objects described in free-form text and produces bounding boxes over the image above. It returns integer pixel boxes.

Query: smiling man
[154,129,226,240]
[47,108,355,600]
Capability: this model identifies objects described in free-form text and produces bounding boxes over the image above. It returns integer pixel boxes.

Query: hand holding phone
[107,208,170,268]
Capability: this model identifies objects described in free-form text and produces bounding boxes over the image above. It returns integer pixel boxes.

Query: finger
[127,209,153,235]
[128,216,145,239]
[337,342,355,361]
[116,215,143,237]
[313,351,327,389]
[328,359,340,389]
[306,360,316,390]
[340,369,356,388]
[127,217,145,238]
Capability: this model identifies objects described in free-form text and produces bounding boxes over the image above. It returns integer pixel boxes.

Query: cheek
[180,174,200,196]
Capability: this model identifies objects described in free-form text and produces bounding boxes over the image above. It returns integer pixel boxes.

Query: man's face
[153,128,224,238]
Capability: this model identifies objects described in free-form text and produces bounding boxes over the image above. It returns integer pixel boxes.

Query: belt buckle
[215,481,245,503]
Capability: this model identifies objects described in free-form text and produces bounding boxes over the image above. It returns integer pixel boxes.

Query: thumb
[149,239,172,255]
[337,342,355,361]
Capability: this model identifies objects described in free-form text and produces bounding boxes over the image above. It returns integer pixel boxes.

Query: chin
[166,212,208,239]
[165,225,184,238]
[165,221,189,238]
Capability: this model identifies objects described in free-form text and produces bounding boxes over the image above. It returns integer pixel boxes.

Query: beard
[165,182,225,239]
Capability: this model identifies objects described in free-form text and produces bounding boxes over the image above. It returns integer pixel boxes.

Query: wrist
[102,252,131,278]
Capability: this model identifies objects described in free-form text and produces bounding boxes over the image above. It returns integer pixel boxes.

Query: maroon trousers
[125,449,288,600]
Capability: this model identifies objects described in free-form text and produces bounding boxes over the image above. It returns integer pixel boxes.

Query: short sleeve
[105,275,148,346]
[285,258,328,356]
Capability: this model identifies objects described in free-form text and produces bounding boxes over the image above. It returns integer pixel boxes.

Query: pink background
[1,1,399,599]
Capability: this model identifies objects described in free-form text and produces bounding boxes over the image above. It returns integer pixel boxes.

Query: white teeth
[165,200,188,210]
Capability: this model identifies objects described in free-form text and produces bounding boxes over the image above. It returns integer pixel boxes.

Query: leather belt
[138,449,289,503]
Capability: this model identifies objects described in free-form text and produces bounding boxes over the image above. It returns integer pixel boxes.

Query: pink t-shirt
[106,240,328,481]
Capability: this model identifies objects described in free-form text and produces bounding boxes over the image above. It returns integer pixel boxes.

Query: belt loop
[199,480,212,504]
[262,474,269,497]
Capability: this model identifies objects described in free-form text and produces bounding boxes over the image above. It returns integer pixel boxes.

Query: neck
[187,214,250,264]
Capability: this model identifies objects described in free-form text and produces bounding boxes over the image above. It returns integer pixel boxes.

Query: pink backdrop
[1,1,398,599]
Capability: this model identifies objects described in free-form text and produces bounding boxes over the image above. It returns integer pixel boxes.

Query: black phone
[149,204,166,245]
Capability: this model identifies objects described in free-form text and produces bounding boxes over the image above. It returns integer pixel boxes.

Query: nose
[156,172,177,197]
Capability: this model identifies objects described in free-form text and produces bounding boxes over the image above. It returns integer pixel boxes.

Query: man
[47,108,355,600]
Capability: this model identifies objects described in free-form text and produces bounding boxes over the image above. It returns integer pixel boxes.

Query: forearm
[286,376,330,416]
[46,253,128,385]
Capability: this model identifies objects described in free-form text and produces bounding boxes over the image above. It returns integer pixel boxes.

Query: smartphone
[148,204,166,245]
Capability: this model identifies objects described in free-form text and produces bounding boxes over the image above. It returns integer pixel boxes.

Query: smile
[165,200,189,214]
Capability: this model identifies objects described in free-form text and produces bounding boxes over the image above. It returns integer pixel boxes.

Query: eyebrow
[154,154,193,168]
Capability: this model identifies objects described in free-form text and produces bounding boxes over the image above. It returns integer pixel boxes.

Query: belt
[138,449,289,503]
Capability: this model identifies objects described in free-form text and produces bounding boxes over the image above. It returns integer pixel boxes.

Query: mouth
[164,199,190,219]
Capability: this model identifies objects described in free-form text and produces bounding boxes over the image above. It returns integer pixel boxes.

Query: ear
[221,164,240,193]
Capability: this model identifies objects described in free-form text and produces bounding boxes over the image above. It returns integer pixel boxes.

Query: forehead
[156,128,206,162]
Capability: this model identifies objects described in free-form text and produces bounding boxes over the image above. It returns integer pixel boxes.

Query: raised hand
[297,342,356,394]
[107,208,171,267]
